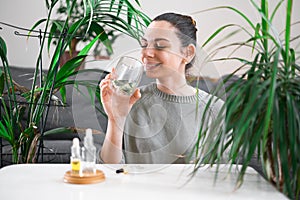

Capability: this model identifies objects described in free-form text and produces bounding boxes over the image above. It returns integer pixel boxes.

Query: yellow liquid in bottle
[71,159,81,173]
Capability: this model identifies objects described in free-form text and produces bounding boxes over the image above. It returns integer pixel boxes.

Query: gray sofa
[0,66,109,166]
[1,66,219,166]
[3,66,255,169]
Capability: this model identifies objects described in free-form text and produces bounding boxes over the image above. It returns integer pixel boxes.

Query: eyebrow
[141,37,170,42]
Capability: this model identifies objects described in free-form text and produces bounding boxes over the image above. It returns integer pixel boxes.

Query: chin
[145,70,158,78]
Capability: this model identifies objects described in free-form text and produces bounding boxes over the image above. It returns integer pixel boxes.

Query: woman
[99,12,223,164]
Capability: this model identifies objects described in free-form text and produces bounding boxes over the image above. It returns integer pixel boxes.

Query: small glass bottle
[70,138,82,175]
[82,129,96,174]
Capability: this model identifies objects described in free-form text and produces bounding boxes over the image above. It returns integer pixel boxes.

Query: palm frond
[194,0,300,199]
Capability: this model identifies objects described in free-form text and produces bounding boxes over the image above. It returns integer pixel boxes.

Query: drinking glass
[111,56,144,95]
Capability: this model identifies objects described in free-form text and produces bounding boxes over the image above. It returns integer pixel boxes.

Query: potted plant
[50,0,150,66]
[0,0,150,164]
[53,0,107,67]
[193,0,300,199]
[93,29,121,60]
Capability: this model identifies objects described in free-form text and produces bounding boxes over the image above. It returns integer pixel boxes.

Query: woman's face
[140,21,186,79]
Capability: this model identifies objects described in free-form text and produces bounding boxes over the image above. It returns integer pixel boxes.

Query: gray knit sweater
[122,83,223,164]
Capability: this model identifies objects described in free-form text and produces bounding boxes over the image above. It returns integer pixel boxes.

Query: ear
[182,44,196,63]
[186,44,196,63]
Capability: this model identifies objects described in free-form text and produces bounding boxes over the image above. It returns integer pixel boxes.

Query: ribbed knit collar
[151,83,202,104]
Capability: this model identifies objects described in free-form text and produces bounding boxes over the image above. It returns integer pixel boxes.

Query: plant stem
[261,0,269,60]
[285,0,292,70]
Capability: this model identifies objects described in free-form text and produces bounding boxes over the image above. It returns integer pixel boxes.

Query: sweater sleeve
[98,148,125,164]
[188,92,227,162]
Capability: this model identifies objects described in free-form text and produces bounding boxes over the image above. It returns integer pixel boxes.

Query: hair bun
[191,18,196,26]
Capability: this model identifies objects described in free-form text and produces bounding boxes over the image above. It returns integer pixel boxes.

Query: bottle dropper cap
[72,138,80,156]
[84,128,93,146]
[72,137,80,147]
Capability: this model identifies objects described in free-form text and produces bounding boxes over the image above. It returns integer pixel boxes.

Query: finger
[100,82,112,97]
[111,68,117,80]
[129,88,141,104]
[99,79,111,88]
[104,73,112,80]
[134,88,141,98]
[99,81,107,89]
[100,85,112,97]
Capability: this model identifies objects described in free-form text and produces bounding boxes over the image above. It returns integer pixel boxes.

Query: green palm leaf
[194,0,300,199]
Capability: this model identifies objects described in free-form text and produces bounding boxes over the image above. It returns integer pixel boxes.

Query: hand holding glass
[112,56,144,95]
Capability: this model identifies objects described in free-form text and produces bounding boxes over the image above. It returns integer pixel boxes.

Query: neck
[156,76,196,96]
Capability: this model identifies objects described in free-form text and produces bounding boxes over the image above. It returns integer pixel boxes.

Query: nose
[141,47,155,58]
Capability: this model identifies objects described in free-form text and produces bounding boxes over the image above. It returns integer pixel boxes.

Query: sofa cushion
[0,66,220,165]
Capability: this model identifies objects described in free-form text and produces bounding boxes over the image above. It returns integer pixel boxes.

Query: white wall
[1,0,299,77]
[0,0,47,67]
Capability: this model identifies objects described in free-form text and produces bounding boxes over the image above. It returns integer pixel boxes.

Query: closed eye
[154,43,167,50]
[140,43,148,48]
[140,38,148,48]
[140,38,170,50]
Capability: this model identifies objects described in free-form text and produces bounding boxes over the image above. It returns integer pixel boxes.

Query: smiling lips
[145,63,161,70]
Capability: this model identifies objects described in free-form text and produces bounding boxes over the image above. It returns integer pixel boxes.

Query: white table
[0,164,287,200]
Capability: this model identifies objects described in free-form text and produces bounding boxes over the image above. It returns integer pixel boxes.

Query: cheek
[157,52,169,63]
[165,52,183,67]
[141,48,183,67]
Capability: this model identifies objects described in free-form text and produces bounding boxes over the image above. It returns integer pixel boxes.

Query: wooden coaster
[64,169,105,184]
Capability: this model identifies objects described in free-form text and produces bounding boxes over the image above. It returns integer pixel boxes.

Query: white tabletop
[0,164,287,200]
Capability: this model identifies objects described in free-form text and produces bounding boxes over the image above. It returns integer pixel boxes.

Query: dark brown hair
[153,12,197,70]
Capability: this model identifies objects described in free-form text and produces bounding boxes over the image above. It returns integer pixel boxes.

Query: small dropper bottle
[71,138,82,175]
[82,129,96,174]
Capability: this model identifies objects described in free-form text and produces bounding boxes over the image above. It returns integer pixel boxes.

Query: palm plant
[194,0,300,199]
[0,0,150,164]
[52,0,150,59]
